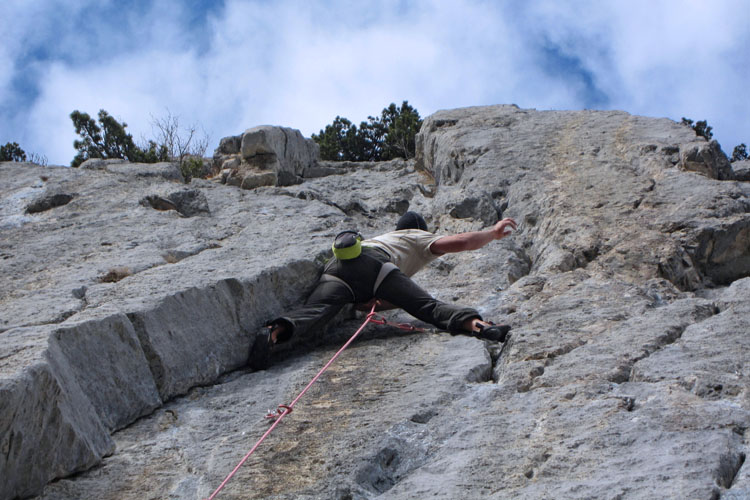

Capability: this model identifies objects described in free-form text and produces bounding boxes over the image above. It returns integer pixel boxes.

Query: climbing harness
[204,303,424,500]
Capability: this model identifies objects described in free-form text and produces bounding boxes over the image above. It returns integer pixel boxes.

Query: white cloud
[0,54,14,103]
[5,0,750,165]
[517,0,750,148]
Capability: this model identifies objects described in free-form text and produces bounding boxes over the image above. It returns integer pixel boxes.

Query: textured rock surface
[214,125,319,188]
[1,105,749,499]
[734,159,750,182]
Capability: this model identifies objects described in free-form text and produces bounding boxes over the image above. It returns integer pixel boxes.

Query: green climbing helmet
[332,230,363,260]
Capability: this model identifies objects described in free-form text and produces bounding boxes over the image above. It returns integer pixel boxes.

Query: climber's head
[396,211,428,231]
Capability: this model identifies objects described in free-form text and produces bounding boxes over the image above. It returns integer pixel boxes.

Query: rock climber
[249,211,518,369]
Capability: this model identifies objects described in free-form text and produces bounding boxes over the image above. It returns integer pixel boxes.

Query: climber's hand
[491,218,517,239]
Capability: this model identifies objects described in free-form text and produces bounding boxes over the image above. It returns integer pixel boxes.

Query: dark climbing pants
[271,247,480,340]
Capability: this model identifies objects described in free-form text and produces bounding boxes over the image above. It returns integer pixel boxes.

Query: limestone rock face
[2,105,750,500]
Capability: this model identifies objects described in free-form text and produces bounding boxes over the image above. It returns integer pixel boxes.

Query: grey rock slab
[522,294,718,389]
[632,283,750,407]
[379,383,746,500]
[1,345,114,500]
[35,330,491,500]
[47,314,162,431]
[1,164,208,331]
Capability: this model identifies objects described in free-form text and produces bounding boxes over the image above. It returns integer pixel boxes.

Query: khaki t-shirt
[362,229,444,277]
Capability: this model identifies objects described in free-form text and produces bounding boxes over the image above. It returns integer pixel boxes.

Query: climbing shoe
[474,323,511,343]
[248,327,272,370]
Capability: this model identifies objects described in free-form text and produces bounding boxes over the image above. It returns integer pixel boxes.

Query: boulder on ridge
[214,125,319,188]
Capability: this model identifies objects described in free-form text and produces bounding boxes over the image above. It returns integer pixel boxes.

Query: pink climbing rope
[368,314,426,332]
[205,302,420,500]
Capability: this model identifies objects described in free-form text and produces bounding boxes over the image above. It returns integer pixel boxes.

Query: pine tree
[731,143,748,162]
[312,101,423,162]
[681,117,713,140]
[70,109,169,167]
[0,142,27,162]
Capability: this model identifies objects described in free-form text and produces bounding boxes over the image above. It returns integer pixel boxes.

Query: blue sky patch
[0,0,747,165]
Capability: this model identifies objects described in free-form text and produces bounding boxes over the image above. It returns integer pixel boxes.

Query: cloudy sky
[1,0,748,166]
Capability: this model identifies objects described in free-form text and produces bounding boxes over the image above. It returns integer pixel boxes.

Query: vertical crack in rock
[730,453,746,490]
[488,337,512,383]
[281,127,290,159]
[47,315,162,432]
[125,311,167,395]
[718,451,746,489]
[460,339,497,384]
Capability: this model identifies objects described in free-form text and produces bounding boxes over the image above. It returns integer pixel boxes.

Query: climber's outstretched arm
[430,217,517,255]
